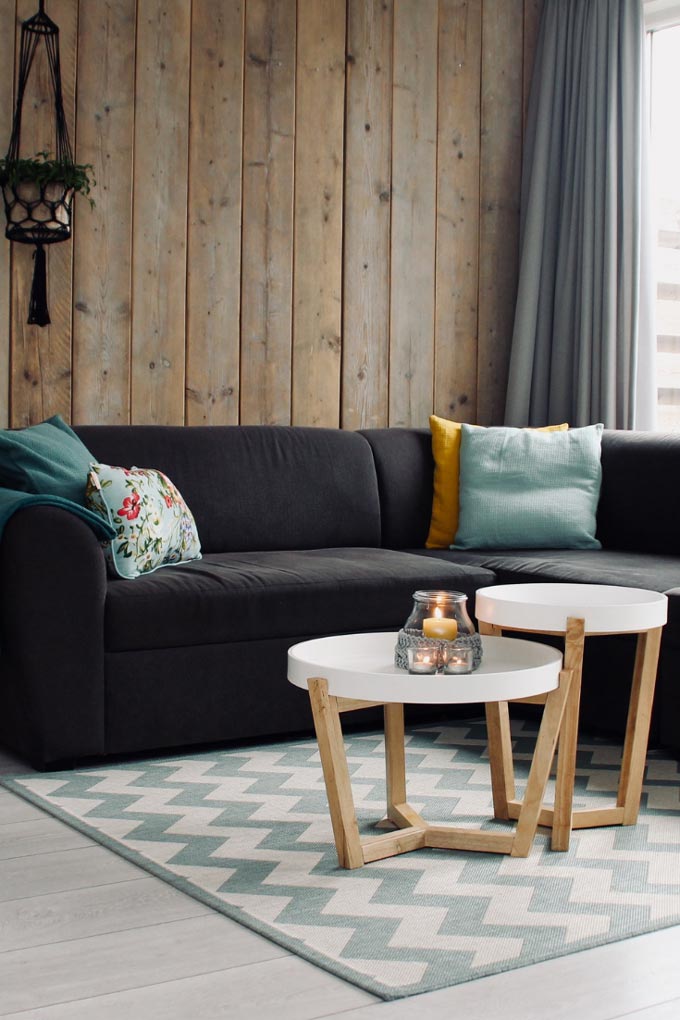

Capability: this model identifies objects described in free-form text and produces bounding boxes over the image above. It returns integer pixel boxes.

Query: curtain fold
[505,0,656,430]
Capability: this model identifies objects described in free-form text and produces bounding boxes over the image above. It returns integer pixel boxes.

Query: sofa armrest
[0,506,108,766]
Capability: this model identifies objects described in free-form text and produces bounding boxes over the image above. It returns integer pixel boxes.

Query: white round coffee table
[288,632,571,869]
[475,583,668,852]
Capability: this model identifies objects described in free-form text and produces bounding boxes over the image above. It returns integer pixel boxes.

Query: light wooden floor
[2,744,680,1020]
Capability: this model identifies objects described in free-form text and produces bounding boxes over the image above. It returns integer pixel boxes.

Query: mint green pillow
[453,423,604,550]
[0,415,96,506]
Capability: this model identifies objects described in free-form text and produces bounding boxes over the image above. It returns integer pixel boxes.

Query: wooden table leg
[308,677,364,869]
[384,703,406,817]
[485,701,515,820]
[551,617,586,851]
[477,614,664,849]
[308,672,570,866]
[479,622,517,819]
[383,702,428,832]
[617,626,663,824]
[512,667,573,857]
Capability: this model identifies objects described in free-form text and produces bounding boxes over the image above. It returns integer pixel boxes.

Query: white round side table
[475,583,668,852]
[288,632,571,869]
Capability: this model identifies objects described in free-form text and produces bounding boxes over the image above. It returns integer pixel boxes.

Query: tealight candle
[443,647,474,674]
[407,646,439,674]
[422,607,458,641]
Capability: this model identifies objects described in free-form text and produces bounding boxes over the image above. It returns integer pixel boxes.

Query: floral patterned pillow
[85,463,202,579]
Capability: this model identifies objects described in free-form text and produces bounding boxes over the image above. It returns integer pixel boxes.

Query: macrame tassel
[27,243,50,327]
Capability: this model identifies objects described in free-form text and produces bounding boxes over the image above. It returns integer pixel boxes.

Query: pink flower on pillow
[118,492,141,520]
[164,495,173,508]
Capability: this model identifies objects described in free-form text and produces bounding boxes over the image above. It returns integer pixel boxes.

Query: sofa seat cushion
[412,548,680,596]
[660,588,680,640]
[105,548,496,652]
[417,548,680,747]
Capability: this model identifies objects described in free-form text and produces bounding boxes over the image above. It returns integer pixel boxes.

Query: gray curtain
[505,0,656,430]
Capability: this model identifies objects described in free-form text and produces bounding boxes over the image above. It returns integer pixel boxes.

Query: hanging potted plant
[1,1,96,326]
[1,150,95,245]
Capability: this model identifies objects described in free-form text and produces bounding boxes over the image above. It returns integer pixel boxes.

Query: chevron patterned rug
[4,719,680,1000]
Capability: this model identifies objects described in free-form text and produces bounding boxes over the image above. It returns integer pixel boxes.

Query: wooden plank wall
[0,0,15,427]
[1,0,542,429]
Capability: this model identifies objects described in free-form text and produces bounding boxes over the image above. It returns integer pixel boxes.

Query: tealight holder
[406,645,439,674]
[441,645,475,674]
[395,590,482,673]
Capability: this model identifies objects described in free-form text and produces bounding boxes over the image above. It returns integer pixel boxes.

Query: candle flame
[434,607,443,619]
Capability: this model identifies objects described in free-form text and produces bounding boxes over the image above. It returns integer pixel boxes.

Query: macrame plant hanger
[3,0,74,326]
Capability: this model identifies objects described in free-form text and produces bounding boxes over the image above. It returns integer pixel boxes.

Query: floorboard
[0,817,93,861]
[1,914,288,1014]
[620,1001,680,1019]
[0,876,211,953]
[0,844,146,901]
[0,954,375,1019]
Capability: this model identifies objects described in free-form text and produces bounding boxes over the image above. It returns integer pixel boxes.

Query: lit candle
[407,647,439,674]
[422,607,458,641]
[443,647,473,674]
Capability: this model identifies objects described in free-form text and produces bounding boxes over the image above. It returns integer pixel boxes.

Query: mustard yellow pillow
[425,416,569,549]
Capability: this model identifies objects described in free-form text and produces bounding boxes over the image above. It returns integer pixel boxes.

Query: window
[646,2,680,429]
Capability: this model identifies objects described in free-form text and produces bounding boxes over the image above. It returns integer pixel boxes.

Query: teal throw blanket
[0,488,116,543]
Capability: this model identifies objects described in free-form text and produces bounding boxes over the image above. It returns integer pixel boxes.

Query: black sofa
[1,424,679,769]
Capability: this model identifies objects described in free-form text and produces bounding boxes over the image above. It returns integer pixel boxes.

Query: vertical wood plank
[292,0,345,427]
[130,0,190,425]
[388,0,438,428]
[72,0,135,425]
[1,0,535,434]
[240,0,295,426]
[477,0,523,426]
[0,0,16,428]
[10,0,77,427]
[341,0,392,430]
[434,0,481,424]
[185,0,244,426]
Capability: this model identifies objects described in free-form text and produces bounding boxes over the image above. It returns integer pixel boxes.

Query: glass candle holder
[406,645,439,674]
[442,645,475,674]
[404,590,465,639]
[395,590,482,671]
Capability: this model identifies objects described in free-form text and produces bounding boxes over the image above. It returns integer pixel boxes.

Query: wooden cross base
[307,670,573,870]
[481,618,664,852]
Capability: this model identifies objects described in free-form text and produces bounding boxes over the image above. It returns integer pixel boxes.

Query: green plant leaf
[0,151,96,207]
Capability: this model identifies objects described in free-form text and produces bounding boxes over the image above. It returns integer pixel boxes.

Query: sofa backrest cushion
[597,429,680,555]
[359,428,433,549]
[75,425,382,553]
[362,425,680,556]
